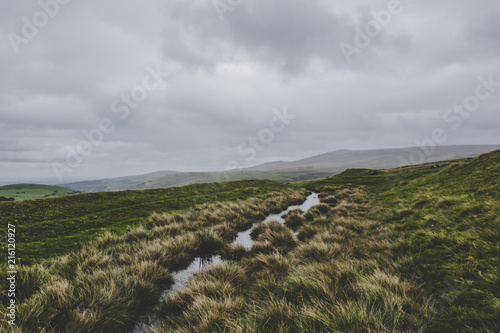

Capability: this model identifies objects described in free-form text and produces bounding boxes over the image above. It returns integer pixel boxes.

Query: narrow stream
[232,192,320,249]
[132,256,224,333]
[132,192,320,332]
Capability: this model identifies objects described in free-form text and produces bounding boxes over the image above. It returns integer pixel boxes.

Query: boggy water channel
[132,192,320,332]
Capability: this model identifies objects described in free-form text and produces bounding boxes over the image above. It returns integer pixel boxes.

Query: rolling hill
[3,149,499,332]
[59,170,179,193]
[0,184,79,201]
[61,145,500,192]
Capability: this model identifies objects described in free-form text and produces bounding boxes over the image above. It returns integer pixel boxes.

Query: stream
[232,192,320,249]
[132,192,320,332]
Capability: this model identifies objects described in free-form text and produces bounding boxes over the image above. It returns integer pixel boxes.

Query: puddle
[233,192,320,249]
[131,192,319,332]
[132,321,154,333]
[264,192,320,223]
[168,255,223,295]
[132,255,223,333]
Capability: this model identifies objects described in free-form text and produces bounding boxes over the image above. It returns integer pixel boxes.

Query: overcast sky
[1,0,499,184]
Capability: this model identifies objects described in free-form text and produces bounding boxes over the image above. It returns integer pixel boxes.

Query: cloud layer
[1,0,499,183]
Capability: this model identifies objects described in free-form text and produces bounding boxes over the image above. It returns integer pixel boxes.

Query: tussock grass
[156,263,249,332]
[253,221,296,253]
[250,297,298,332]
[249,240,275,255]
[7,264,51,303]
[1,180,288,264]
[212,222,240,241]
[296,224,321,241]
[2,188,309,332]
[221,243,248,261]
[322,196,338,205]
[283,209,306,231]
[249,252,295,280]
[303,149,500,331]
[12,164,491,332]
[292,240,339,263]
[148,187,431,332]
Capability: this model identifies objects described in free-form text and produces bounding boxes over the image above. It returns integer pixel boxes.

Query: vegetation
[61,145,500,192]
[0,184,79,201]
[1,188,308,332]
[1,150,498,332]
[152,187,430,332]
[304,149,500,332]
[0,180,286,264]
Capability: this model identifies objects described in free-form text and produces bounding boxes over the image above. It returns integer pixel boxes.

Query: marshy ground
[1,150,499,332]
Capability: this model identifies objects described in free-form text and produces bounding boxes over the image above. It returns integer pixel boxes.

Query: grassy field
[152,187,429,332]
[1,150,498,332]
[303,149,500,332]
[0,180,286,264]
[1,188,309,332]
[0,184,79,201]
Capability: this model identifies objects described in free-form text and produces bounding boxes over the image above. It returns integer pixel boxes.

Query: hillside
[0,184,79,201]
[1,150,498,332]
[59,170,180,193]
[303,149,500,331]
[60,169,329,193]
[250,145,500,171]
[61,145,500,192]
[0,180,286,264]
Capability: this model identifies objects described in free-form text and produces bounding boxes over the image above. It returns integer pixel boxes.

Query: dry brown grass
[5,188,309,332]
[148,186,432,332]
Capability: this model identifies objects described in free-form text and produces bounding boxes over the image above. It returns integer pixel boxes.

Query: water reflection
[232,192,320,249]
[132,192,320,332]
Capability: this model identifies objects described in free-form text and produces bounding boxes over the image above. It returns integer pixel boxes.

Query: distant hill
[60,170,180,193]
[61,145,500,192]
[248,145,500,171]
[0,184,79,201]
[5,149,500,332]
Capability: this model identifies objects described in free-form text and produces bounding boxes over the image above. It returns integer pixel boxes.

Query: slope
[0,179,286,264]
[304,149,500,332]
[0,184,79,201]
[61,145,500,193]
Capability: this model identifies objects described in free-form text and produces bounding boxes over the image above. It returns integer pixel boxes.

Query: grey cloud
[162,0,354,73]
[0,0,499,183]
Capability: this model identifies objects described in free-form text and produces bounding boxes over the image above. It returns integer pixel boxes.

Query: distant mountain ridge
[61,145,500,192]
[248,145,496,171]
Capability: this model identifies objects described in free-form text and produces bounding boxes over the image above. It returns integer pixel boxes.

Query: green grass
[1,188,308,332]
[303,149,500,332]
[0,180,286,264]
[1,150,499,332]
[0,184,79,201]
[152,187,429,332]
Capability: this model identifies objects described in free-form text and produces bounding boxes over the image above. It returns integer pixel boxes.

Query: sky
[0,0,499,184]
